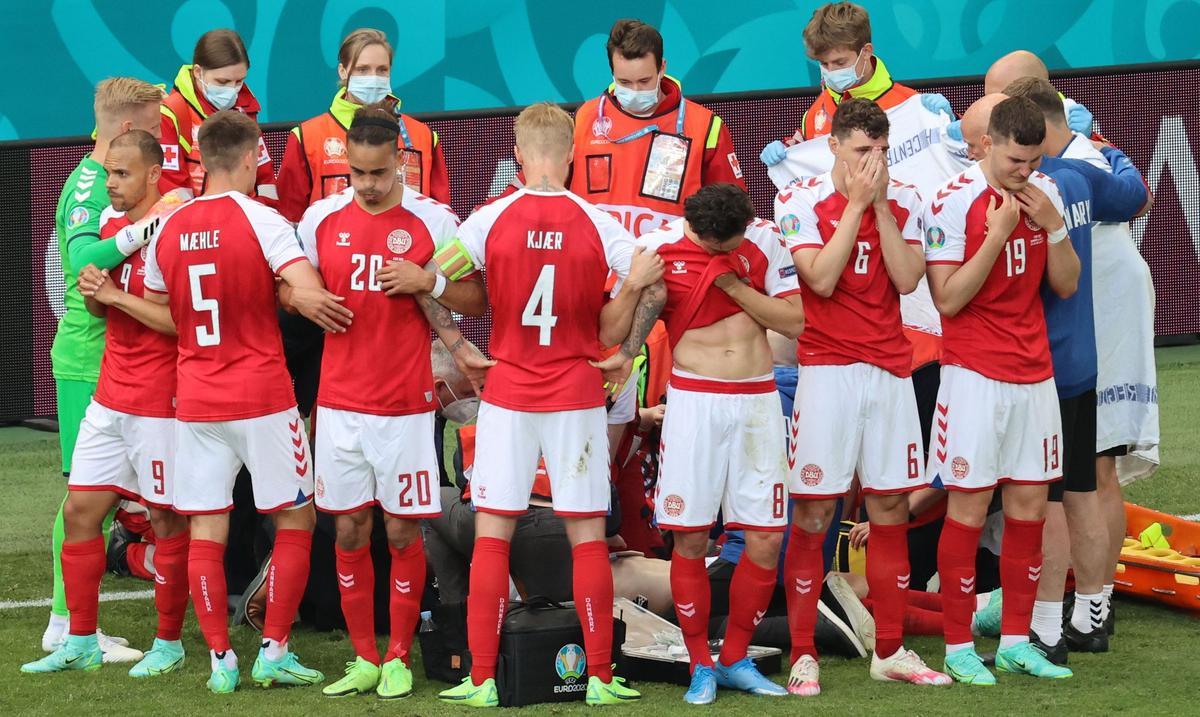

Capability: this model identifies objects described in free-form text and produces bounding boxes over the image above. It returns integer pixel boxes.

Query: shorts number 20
[398,470,432,508]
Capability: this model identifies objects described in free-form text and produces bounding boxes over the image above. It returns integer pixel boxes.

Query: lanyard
[396,115,413,150]
[597,92,686,144]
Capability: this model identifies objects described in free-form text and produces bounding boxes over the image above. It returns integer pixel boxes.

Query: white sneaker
[870,647,952,686]
[97,630,143,663]
[787,655,820,696]
[41,613,68,652]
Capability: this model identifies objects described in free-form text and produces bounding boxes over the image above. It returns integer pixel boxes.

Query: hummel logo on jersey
[959,576,975,593]
[395,579,412,594]
[794,577,813,595]
[677,602,696,618]
[829,219,840,228]
[336,232,352,246]
[338,572,355,588]
[671,260,687,274]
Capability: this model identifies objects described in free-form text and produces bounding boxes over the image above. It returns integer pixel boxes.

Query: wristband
[430,272,448,299]
[1047,225,1067,244]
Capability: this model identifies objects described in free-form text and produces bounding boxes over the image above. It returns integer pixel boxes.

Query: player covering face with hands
[775,99,947,696]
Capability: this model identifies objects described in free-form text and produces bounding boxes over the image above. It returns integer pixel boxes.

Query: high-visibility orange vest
[571,77,724,237]
[278,91,438,220]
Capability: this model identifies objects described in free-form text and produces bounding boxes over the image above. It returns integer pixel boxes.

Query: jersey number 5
[187,263,221,346]
[522,264,559,346]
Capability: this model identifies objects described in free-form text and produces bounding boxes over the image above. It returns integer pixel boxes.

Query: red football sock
[572,540,614,681]
[718,554,776,666]
[1000,515,1045,639]
[385,538,426,664]
[670,550,713,670]
[152,531,190,641]
[335,544,380,664]
[62,536,106,636]
[467,537,510,684]
[126,542,155,581]
[784,524,825,662]
[937,518,983,646]
[262,528,313,644]
[907,589,943,612]
[188,539,231,652]
[866,522,910,658]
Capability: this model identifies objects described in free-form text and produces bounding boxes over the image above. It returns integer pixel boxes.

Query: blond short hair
[803,2,872,57]
[513,102,573,162]
[94,77,163,122]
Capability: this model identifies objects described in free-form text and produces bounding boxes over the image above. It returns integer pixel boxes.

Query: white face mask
[820,48,866,93]
[440,397,480,424]
[347,74,391,105]
[200,73,241,111]
[612,79,660,115]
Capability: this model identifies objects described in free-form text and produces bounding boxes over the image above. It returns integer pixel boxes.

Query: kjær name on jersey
[527,230,563,250]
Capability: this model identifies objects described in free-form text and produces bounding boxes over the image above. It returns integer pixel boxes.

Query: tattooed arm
[418,291,495,392]
[590,279,667,388]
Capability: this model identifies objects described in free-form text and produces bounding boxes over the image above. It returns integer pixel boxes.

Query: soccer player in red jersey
[142,111,350,694]
[636,183,803,704]
[433,103,665,708]
[292,105,482,699]
[21,131,189,678]
[773,99,949,694]
[922,97,1080,684]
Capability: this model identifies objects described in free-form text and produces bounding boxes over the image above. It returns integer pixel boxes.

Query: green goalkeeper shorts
[55,379,96,476]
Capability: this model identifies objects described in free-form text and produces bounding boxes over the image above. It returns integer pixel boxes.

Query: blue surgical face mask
[820,48,866,93]
[347,74,392,105]
[612,80,660,115]
[200,73,241,111]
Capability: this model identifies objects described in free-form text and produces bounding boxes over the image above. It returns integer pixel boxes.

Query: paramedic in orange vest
[759,2,953,162]
[275,28,450,223]
[571,19,746,238]
[159,29,275,199]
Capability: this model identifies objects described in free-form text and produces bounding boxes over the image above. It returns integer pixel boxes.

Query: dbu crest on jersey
[662,494,685,517]
[387,229,413,255]
[951,456,970,480]
[926,225,945,249]
[1024,214,1040,231]
[800,463,824,486]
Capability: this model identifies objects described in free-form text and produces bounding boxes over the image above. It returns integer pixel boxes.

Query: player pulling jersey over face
[143,110,345,694]
[635,183,803,704]
[923,96,1079,686]
[771,99,947,694]
[434,103,660,708]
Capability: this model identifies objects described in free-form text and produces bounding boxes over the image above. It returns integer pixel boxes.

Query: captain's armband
[434,238,476,281]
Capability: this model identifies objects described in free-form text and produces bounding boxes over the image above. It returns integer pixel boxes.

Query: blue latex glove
[760,140,788,167]
[1068,100,1094,134]
[921,92,954,119]
[946,119,963,142]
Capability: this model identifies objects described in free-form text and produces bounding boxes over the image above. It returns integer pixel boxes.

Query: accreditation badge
[322,174,349,197]
[641,132,690,203]
[398,149,424,192]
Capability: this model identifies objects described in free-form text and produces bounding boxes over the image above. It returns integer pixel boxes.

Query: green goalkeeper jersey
[50,155,111,381]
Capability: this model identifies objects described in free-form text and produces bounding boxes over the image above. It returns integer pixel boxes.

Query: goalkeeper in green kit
[41,78,168,660]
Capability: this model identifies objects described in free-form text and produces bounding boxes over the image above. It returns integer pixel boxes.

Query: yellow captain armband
[434,238,476,281]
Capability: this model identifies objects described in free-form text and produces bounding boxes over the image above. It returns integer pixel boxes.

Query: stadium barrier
[1,62,1196,423]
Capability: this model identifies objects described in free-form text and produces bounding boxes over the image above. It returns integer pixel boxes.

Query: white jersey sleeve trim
[232,192,307,273]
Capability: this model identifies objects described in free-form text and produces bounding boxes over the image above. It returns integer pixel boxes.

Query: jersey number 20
[188,263,221,346]
[522,264,559,346]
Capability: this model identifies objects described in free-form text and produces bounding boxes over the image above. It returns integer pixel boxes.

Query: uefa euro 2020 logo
[555,643,586,682]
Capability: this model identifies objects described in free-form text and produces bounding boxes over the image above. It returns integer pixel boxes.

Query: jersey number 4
[522,264,559,346]
[188,263,221,346]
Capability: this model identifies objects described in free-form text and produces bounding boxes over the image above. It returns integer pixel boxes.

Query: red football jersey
[91,208,177,417]
[299,188,460,415]
[775,173,923,377]
[923,164,1065,383]
[456,188,635,412]
[637,218,801,346]
[144,191,307,421]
